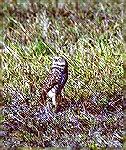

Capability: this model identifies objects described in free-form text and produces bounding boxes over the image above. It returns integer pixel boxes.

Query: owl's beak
[53,56,59,61]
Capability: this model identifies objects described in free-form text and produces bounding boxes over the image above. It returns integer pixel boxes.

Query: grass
[1,0,125,149]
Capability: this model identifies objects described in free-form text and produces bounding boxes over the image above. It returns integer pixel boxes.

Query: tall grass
[2,1,124,102]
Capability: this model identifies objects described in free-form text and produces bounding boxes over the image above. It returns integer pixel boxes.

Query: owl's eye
[60,64,65,67]
[55,58,58,62]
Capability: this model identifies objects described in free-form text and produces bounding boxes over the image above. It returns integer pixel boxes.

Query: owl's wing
[41,69,60,93]
[56,72,68,94]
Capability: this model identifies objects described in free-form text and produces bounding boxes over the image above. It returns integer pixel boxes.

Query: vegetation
[0,0,125,150]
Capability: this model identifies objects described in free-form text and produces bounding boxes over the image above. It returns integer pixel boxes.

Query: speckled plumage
[40,56,68,108]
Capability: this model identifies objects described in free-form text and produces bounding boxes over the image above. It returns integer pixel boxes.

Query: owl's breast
[47,85,58,98]
[46,67,68,97]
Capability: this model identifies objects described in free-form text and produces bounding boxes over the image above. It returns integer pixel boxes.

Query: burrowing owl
[40,56,68,110]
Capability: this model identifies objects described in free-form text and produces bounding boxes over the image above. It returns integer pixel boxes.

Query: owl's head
[52,56,68,70]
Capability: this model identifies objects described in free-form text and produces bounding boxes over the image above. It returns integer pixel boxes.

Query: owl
[40,56,68,110]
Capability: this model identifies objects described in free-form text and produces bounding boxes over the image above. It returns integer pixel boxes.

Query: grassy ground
[0,0,125,150]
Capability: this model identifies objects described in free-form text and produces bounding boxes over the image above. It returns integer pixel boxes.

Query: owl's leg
[47,89,56,111]
[52,93,56,108]
[40,89,47,106]
[54,94,63,113]
[61,89,65,97]
[40,89,51,114]
[52,93,56,112]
